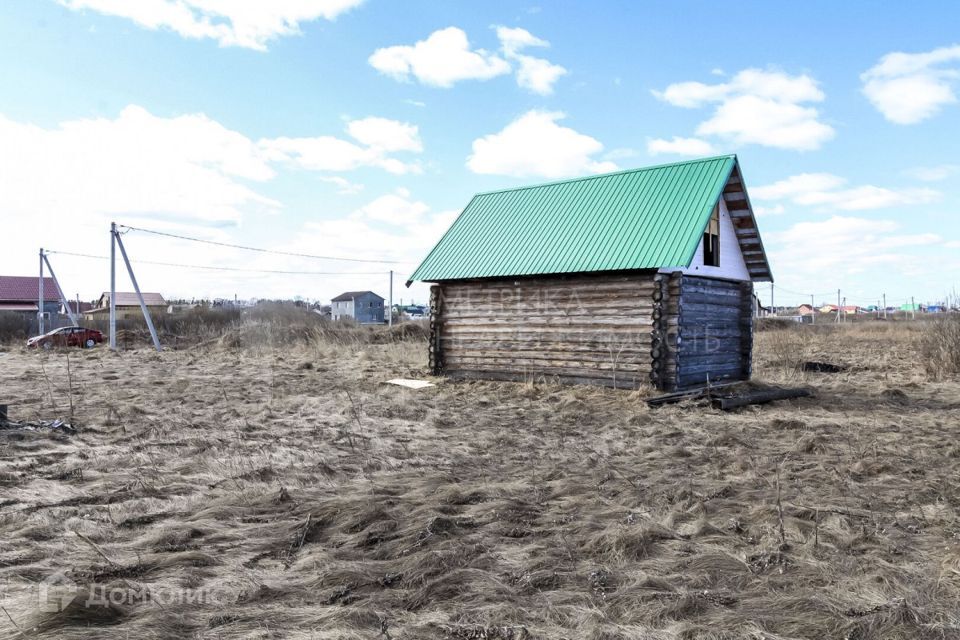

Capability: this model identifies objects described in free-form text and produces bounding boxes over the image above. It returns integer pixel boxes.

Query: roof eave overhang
[716,157,774,283]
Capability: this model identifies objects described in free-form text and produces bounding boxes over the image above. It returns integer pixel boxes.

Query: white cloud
[345,117,422,153]
[768,216,941,282]
[656,69,825,108]
[945,240,960,249]
[751,173,847,200]
[696,95,833,151]
[369,26,566,95]
[653,68,834,151]
[904,164,959,182]
[59,0,363,51]
[861,44,960,124]
[466,110,617,179]
[753,204,785,217]
[603,147,638,161]
[0,105,291,301]
[352,188,429,225]
[496,26,548,56]
[259,115,422,175]
[288,192,460,302]
[752,172,939,211]
[0,105,277,227]
[369,27,510,88]
[513,55,567,95]
[647,136,717,156]
[319,176,364,194]
[495,26,566,95]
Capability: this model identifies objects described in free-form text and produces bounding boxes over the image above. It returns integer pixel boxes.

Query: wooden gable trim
[718,161,773,282]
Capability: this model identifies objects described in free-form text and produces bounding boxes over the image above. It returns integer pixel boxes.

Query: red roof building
[0,276,60,312]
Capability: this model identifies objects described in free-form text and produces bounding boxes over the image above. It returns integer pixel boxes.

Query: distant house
[0,276,60,315]
[819,304,838,313]
[87,292,167,320]
[331,291,385,324]
[63,300,94,315]
[841,305,861,315]
[402,304,428,319]
[797,304,815,315]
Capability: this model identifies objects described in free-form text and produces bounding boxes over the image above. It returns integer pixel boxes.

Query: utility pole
[41,251,78,326]
[877,299,881,319]
[883,293,887,320]
[911,296,916,320]
[110,223,117,350]
[811,294,815,325]
[836,289,841,324]
[113,225,162,352]
[842,296,847,323]
[388,270,394,327]
[770,283,774,317]
[38,248,45,334]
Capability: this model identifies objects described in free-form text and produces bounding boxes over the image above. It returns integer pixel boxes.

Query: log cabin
[407,155,773,391]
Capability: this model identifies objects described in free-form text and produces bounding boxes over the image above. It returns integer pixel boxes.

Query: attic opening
[702,205,720,267]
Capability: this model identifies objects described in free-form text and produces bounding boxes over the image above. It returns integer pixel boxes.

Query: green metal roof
[409,155,757,284]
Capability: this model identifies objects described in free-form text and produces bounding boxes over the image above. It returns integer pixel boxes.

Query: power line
[46,250,389,275]
[116,224,410,265]
[772,283,835,298]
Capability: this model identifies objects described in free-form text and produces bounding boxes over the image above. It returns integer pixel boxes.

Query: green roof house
[409,155,773,391]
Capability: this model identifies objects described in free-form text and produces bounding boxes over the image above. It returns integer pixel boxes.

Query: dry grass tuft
[920,314,960,381]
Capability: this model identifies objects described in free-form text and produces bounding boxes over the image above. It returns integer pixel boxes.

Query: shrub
[755,317,799,332]
[921,314,960,381]
[0,312,32,343]
[757,328,807,373]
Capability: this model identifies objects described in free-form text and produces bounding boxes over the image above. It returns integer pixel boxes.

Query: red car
[27,326,104,349]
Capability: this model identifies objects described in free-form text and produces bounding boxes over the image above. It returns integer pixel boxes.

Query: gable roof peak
[473,154,738,198]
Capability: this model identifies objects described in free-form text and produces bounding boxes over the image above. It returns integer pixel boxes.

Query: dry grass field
[1,317,959,639]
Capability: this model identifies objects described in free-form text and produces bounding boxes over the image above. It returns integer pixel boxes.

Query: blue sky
[1,1,957,307]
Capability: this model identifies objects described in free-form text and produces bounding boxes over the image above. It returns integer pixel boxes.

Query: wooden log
[442,348,652,365]
[440,305,656,320]
[645,381,742,406]
[681,276,745,290]
[676,370,727,384]
[430,285,444,374]
[677,291,743,306]
[441,319,654,330]
[441,280,658,297]
[445,368,646,389]
[444,364,647,381]
[442,333,654,346]
[679,335,747,348]
[439,289,660,306]
[440,333,654,347]
[679,304,743,319]
[712,388,811,410]
[442,355,649,371]
[679,359,746,373]
[677,354,748,368]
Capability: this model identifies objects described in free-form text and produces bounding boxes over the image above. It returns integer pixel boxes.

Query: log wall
[429,272,754,391]
[431,273,658,388]
[672,275,753,390]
